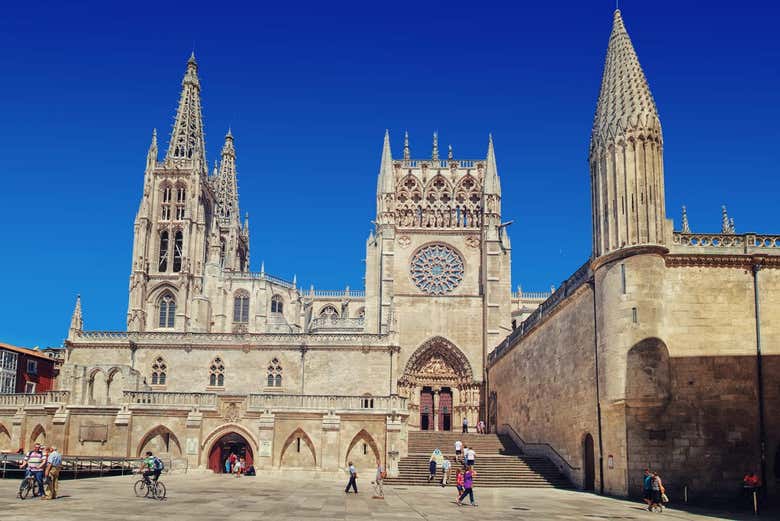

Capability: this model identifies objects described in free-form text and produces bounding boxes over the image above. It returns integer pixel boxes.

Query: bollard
[753,490,758,516]
[684,485,688,503]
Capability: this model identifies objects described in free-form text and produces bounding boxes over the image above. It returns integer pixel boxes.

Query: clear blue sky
[1,1,778,348]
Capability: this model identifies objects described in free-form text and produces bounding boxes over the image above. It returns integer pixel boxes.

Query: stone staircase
[385,432,572,488]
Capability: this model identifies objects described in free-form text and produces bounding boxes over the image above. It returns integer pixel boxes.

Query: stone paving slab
[0,473,765,520]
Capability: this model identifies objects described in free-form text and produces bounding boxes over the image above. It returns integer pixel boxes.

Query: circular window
[410,244,464,295]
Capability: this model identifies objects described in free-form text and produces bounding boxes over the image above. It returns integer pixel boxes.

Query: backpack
[153,457,164,471]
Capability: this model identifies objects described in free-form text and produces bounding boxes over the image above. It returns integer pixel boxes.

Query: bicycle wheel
[18,479,32,500]
[154,481,166,500]
[134,479,149,497]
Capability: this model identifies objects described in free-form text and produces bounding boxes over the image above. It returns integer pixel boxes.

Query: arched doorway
[398,336,477,432]
[583,433,595,491]
[208,432,254,473]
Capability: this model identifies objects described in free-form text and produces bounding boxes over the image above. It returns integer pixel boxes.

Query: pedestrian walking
[454,439,463,463]
[456,466,477,507]
[441,458,451,487]
[373,460,386,498]
[225,456,231,474]
[428,450,438,482]
[466,447,476,467]
[648,471,666,512]
[43,445,62,500]
[477,420,486,434]
[642,469,653,508]
[462,416,469,433]
[455,468,465,498]
[345,461,358,493]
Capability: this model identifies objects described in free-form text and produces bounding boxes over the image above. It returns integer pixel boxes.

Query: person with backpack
[141,451,163,485]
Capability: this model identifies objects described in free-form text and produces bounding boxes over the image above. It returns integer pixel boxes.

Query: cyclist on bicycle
[141,451,163,484]
[19,443,46,497]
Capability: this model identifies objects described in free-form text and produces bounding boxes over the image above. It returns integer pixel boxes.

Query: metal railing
[247,393,407,413]
[490,261,591,366]
[0,454,176,479]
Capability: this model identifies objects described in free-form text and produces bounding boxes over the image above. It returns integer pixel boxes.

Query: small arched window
[151,356,167,385]
[158,231,169,272]
[158,293,175,328]
[172,231,183,272]
[319,305,339,319]
[266,358,282,388]
[233,290,250,323]
[209,357,225,387]
[271,295,284,314]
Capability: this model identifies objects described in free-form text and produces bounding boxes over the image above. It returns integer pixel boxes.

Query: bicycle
[134,472,167,500]
[18,471,44,500]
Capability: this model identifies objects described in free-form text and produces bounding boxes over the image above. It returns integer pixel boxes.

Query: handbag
[661,492,669,503]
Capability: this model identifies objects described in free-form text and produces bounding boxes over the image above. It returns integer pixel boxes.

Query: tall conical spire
[432,131,439,161]
[166,53,207,172]
[591,9,661,146]
[214,129,239,221]
[681,206,691,234]
[403,130,410,161]
[484,134,501,195]
[377,129,394,194]
[589,10,667,258]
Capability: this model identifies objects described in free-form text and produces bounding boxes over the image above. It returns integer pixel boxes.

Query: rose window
[410,244,464,295]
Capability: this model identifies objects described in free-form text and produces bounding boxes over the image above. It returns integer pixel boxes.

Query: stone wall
[488,282,598,489]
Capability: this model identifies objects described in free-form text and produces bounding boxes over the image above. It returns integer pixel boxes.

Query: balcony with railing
[123,391,218,410]
[247,393,407,414]
[0,391,70,407]
[308,316,365,333]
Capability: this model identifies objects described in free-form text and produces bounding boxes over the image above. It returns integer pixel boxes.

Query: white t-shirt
[455,441,463,451]
[467,449,475,461]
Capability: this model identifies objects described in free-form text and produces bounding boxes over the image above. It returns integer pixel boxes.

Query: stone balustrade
[123,391,218,409]
[308,317,365,333]
[511,290,552,300]
[672,232,780,252]
[0,391,70,407]
[228,271,295,288]
[310,289,366,298]
[399,159,479,169]
[247,393,407,413]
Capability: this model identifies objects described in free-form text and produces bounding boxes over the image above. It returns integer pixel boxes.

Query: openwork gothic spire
[591,10,661,146]
[69,294,83,335]
[166,53,207,172]
[214,130,239,221]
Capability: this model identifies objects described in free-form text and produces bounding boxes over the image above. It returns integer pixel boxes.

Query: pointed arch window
[175,187,186,219]
[209,357,225,387]
[266,358,282,388]
[172,231,183,272]
[158,231,169,272]
[233,290,250,323]
[271,295,284,314]
[158,293,176,328]
[161,185,172,220]
[151,356,167,385]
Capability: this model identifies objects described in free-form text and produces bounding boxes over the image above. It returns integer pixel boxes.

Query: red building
[0,343,58,394]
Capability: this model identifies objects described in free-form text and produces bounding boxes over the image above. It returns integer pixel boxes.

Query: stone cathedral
[1,9,778,499]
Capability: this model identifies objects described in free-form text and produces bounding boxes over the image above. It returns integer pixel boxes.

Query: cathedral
[0,9,777,500]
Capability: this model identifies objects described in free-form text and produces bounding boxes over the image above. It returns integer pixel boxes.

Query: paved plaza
[0,472,766,520]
